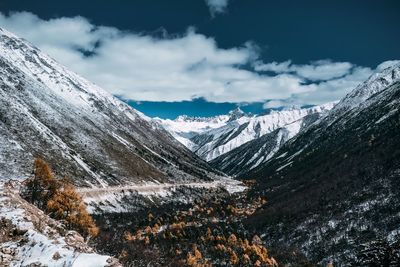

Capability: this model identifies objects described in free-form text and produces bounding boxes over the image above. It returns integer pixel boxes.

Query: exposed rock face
[0,28,222,187]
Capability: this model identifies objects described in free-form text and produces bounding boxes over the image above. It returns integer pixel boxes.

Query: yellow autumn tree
[230,251,239,265]
[186,245,204,267]
[242,254,251,264]
[47,178,99,237]
[228,233,237,245]
[23,158,59,210]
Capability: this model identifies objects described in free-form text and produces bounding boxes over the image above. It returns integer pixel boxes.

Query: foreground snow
[0,181,120,267]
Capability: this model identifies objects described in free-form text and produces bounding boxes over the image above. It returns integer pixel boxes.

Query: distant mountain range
[158,103,335,176]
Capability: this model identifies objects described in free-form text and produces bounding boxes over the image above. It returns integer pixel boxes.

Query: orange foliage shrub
[23,159,99,238]
[23,158,58,210]
[186,245,211,267]
[230,251,239,265]
[47,177,99,237]
[228,233,237,245]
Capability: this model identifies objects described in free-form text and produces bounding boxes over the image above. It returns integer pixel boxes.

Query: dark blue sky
[122,97,267,118]
[2,0,399,66]
[1,0,399,118]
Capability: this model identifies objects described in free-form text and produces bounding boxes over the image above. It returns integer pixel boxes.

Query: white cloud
[254,60,292,73]
[255,59,354,81]
[292,60,354,81]
[205,0,229,17]
[260,66,376,108]
[288,66,374,104]
[0,11,397,108]
[263,100,288,109]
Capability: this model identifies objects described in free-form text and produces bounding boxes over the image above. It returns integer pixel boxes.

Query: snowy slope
[194,104,335,161]
[334,62,400,112]
[209,112,323,176]
[0,27,222,187]
[257,62,400,175]
[159,104,334,162]
[209,104,335,176]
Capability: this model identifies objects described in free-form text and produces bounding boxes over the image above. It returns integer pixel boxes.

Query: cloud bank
[205,0,229,16]
[255,60,354,81]
[0,11,398,108]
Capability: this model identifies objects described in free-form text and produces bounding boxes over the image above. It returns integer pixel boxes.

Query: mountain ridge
[0,27,224,187]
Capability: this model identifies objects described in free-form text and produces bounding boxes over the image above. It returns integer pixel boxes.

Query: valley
[1,16,400,267]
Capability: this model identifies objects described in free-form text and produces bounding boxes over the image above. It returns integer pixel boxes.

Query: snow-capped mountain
[209,109,329,176]
[154,110,240,149]
[158,104,334,162]
[243,63,400,265]
[0,28,222,187]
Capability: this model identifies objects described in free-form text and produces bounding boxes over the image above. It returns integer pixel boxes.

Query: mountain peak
[227,107,247,121]
[229,107,244,115]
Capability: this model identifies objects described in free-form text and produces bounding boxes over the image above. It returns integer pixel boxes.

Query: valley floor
[88,181,300,266]
[78,177,246,196]
[80,178,246,214]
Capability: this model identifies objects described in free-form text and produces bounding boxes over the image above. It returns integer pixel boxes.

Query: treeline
[21,158,98,237]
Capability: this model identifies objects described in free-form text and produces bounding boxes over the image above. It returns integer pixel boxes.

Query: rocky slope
[0,27,223,187]
[242,63,400,265]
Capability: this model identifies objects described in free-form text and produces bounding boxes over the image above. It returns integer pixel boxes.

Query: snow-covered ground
[0,181,120,267]
[80,178,247,214]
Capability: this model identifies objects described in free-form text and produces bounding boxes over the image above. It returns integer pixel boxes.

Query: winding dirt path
[77,178,246,198]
